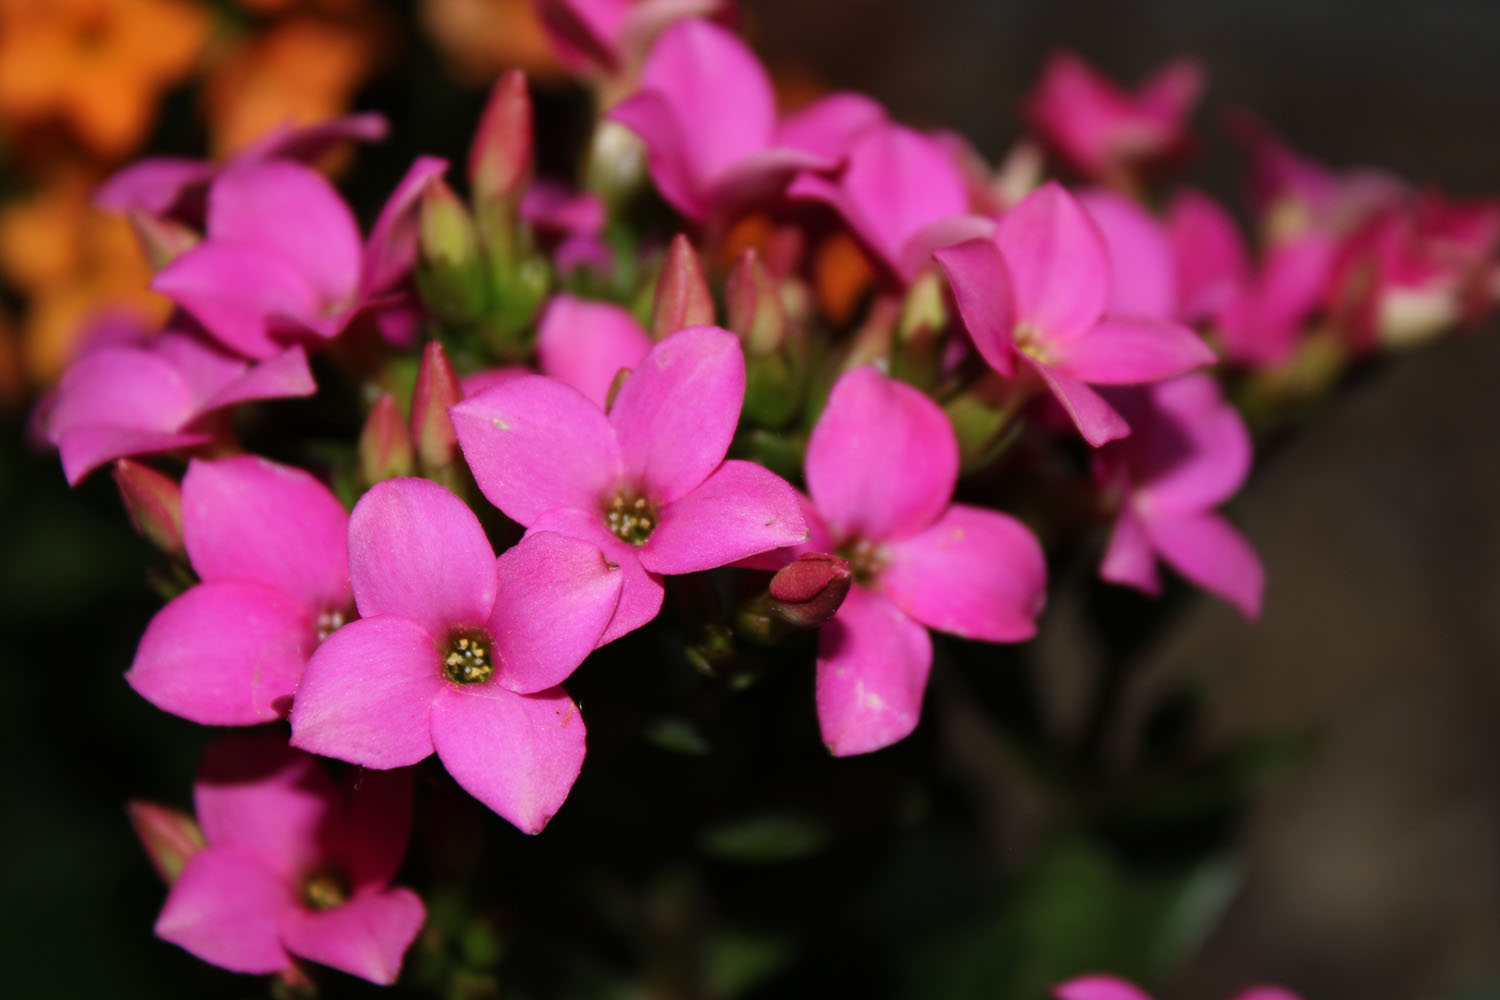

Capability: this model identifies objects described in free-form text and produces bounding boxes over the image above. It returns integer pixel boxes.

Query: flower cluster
[39,3,1497,991]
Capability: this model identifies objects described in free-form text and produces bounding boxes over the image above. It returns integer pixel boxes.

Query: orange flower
[0,0,208,158]
[419,0,562,84]
[204,15,384,158]
[0,170,167,384]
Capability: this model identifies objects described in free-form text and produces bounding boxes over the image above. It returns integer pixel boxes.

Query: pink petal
[816,587,933,756]
[536,294,652,408]
[896,213,999,284]
[733,491,835,570]
[805,366,957,542]
[934,238,1018,376]
[609,326,744,505]
[608,89,705,219]
[46,346,197,441]
[1099,509,1161,595]
[279,889,425,985]
[361,155,450,299]
[193,732,339,874]
[1054,975,1155,1000]
[200,345,317,411]
[95,158,216,216]
[489,532,623,694]
[128,580,313,725]
[289,615,444,768]
[535,0,631,73]
[1029,360,1131,446]
[1144,511,1264,620]
[348,478,496,637]
[1048,316,1215,384]
[155,847,294,975]
[182,456,350,614]
[430,683,587,833]
[1133,374,1252,512]
[151,330,255,403]
[239,111,390,166]
[639,459,807,574]
[633,19,775,190]
[774,91,887,161]
[996,181,1109,341]
[55,426,211,486]
[878,504,1046,642]
[527,507,664,643]
[451,375,624,526]
[338,768,415,891]
[1167,189,1252,321]
[152,242,323,359]
[1079,189,1178,319]
[207,161,362,309]
[705,146,833,220]
[1231,989,1301,1000]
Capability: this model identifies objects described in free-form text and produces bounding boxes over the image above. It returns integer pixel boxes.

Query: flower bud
[651,234,714,337]
[112,458,183,557]
[469,69,533,208]
[359,394,414,485]
[127,210,199,271]
[412,340,464,475]
[726,249,786,355]
[417,178,488,326]
[127,801,204,884]
[768,553,853,628]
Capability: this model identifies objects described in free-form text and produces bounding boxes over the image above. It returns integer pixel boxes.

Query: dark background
[4,1,1500,996]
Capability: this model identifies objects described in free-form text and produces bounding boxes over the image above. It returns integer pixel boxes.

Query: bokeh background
[3,1,1499,996]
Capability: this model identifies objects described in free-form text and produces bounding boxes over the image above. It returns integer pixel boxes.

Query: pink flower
[751,367,1047,756]
[43,321,315,484]
[1024,51,1203,186]
[289,477,622,832]
[536,293,651,407]
[608,18,884,222]
[788,120,993,284]
[1078,189,1179,320]
[151,155,448,359]
[1055,975,1299,1000]
[534,0,732,78]
[127,456,352,724]
[94,112,389,221]
[154,733,424,985]
[1095,374,1263,620]
[936,182,1216,446]
[521,180,614,275]
[451,325,807,644]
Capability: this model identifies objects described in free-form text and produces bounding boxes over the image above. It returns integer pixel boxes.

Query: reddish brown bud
[651,234,714,337]
[359,394,414,484]
[469,69,534,205]
[112,459,183,557]
[412,340,464,473]
[769,553,853,628]
[726,248,787,355]
[127,801,204,884]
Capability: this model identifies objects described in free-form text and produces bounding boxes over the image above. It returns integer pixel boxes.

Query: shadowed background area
[2,1,1498,997]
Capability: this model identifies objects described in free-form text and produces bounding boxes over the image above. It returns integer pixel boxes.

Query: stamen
[443,633,494,684]
[301,869,350,911]
[837,538,887,585]
[315,607,350,643]
[605,491,657,546]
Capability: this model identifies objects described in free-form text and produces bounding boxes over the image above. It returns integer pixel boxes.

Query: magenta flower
[534,0,731,78]
[1078,189,1179,321]
[43,322,315,484]
[127,456,352,724]
[1024,50,1203,186]
[154,732,423,984]
[751,367,1046,756]
[788,120,994,284]
[608,18,884,223]
[1055,975,1299,1000]
[94,112,389,221]
[1094,374,1263,619]
[521,180,614,275]
[150,155,447,359]
[451,325,807,644]
[536,293,651,407]
[289,477,622,832]
[936,182,1216,446]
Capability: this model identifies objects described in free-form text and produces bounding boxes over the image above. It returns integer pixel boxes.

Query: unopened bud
[469,69,533,207]
[768,553,852,628]
[651,234,714,337]
[417,179,487,325]
[359,394,414,485]
[112,458,183,557]
[127,210,199,271]
[412,341,464,474]
[726,249,787,355]
[127,801,204,884]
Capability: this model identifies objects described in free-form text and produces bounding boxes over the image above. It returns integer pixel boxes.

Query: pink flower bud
[112,459,184,557]
[127,800,204,884]
[412,340,464,473]
[469,69,534,206]
[769,553,852,628]
[651,234,714,337]
[417,178,487,324]
[359,394,414,485]
[726,248,786,355]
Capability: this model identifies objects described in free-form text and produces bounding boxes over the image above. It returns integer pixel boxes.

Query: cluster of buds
[39,2,1497,990]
